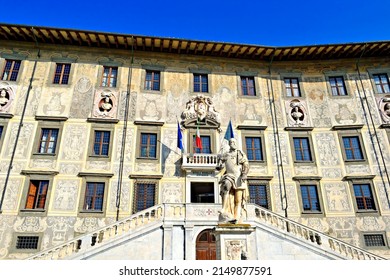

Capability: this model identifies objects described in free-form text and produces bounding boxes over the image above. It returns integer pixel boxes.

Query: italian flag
[195,124,202,150]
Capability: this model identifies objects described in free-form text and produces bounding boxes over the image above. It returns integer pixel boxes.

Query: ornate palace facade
[0,23,389,260]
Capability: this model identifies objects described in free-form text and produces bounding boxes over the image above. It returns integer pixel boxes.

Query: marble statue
[216,138,250,224]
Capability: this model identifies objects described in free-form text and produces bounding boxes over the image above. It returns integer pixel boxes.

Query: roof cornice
[0,23,389,61]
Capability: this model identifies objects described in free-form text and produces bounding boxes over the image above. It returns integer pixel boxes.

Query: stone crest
[181,94,220,123]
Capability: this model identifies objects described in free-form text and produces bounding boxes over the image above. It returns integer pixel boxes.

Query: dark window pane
[249,183,269,208]
[16,236,39,249]
[135,183,156,212]
[300,185,320,211]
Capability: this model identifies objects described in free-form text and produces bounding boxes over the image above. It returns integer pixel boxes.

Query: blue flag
[177,121,184,152]
[224,120,234,140]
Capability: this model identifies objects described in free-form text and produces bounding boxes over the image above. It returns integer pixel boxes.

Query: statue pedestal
[213,224,255,260]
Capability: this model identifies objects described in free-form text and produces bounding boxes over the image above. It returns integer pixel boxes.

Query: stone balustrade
[26,203,385,260]
[182,153,219,170]
[249,205,385,260]
[26,205,164,260]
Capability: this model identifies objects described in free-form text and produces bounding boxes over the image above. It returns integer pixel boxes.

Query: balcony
[182,153,219,171]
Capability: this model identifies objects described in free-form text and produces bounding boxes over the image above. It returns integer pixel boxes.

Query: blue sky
[1,0,389,46]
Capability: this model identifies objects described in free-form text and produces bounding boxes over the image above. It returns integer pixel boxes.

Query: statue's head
[228,138,237,150]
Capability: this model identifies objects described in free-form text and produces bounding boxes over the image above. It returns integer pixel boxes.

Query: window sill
[32,153,56,156]
[20,209,46,213]
[344,160,367,164]
[248,160,266,163]
[329,94,351,98]
[136,157,158,161]
[301,211,324,217]
[142,89,162,94]
[88,155,111,161]
[79,210,104,214]
[239,95,258,98]
[356,210,379,216]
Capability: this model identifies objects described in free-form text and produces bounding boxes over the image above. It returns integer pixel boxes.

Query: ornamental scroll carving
[180,94,221,129]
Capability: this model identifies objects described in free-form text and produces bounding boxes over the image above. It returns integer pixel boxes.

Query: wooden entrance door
[196,229,216,260]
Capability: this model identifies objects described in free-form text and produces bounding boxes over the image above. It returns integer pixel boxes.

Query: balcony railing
[182,153,219,170]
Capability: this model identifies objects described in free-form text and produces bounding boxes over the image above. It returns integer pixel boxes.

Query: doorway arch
[195,229,216,260]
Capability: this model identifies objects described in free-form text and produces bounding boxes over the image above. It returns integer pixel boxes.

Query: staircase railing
[26,203,386,260]
[248,204,386,260]
[26,204,164,260]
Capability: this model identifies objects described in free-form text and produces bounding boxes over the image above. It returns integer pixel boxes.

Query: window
[363,234,386,247]
[248,181,269,209]
[83,182,105,211]
[193,135,211,153]
[133,182,156,213]
[353,183,376,210]
[329,76,347,96]
[140,133,157,158]
[53,63,71,84]
[25,180,49,209]
[342,136,364,160]
[300,185,321,212]
[16,236,39,250]
[284,78,301,97]
[241,76,256,96]
[193,73,208,93]
[293,137,312,161]
[38,128,59,154]
[93,131,110,156]
[1,59,21,81]
[373,73,390,94]
[0,126,3,140]
[145,70,160,91]
[245,137,263,160]
[101,66,118,87]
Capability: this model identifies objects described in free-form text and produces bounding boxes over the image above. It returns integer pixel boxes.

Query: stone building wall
[0,40,389,259]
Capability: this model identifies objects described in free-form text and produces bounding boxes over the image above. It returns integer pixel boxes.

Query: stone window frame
[46,58,76,88]
[131,178,159,214]
[360,232,389,250]
[280,73,305,98]
[247,177,272,210]
[0,54,27,83]
[236,71,260,99]
[189,68,211,95]
[238,125,267,164]
[141,65,165,94]
[0,117,10,152]
[19,170,58,217]
[134,120,163,162]
[1,58,22,82]
[323,71,353,98]
[87,122,115,162]
[367,68,390,95]
[287,129,316,166]
[293,177,324,217]
[336,127,368,165]
[9,233,43,254]
[77,172,113,217]
[344,177,380,216]
[31,117,66,161]
[96,62,123,89]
